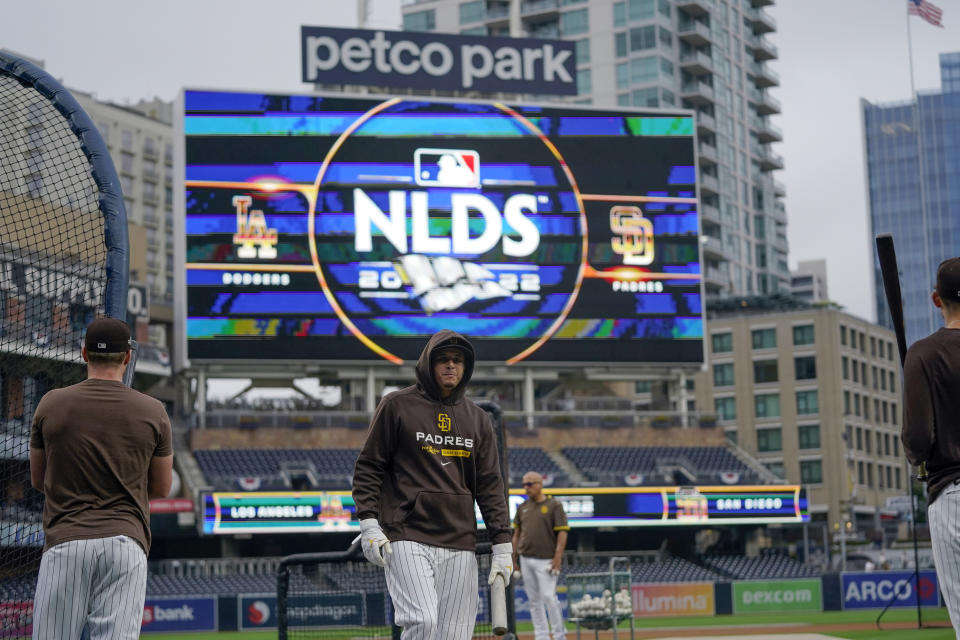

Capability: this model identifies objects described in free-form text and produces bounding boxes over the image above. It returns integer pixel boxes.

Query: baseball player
[29,318,173,639]
[512,471,569,640]
[902,257,960,633]
[352,329,513,640]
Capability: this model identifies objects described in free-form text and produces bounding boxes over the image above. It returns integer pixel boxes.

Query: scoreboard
[179,90,703,366]
[201,486,808,535]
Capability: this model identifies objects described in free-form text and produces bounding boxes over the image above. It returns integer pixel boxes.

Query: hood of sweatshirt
[414,329,476,404]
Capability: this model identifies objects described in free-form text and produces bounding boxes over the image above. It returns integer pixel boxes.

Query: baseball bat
[491,574,508,636]
[875,234,908,365]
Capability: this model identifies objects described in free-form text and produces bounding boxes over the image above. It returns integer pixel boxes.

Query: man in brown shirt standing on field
[513,471,569,640]
[29,318,173,639]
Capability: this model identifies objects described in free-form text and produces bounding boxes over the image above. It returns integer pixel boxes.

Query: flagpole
[904,8,928,631]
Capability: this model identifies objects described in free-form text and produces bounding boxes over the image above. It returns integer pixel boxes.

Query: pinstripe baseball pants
[385,540,478,640]
[929,483,960,637]
[32,535,147,640]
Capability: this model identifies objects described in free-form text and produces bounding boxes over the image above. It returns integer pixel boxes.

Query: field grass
[149,608,954,639]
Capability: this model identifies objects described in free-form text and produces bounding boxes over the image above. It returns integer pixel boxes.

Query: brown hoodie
[352,329,511,550]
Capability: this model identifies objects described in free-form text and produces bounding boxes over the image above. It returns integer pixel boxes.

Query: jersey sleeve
[154,401,173,457]
[352,396,397,521]
[29,392,52,450]
[902,345,935,465]
[552,499,570,531]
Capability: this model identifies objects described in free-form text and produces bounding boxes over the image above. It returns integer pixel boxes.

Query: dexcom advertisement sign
[301,26,576,95]
[732,579,822,614]
[842,571,940,609]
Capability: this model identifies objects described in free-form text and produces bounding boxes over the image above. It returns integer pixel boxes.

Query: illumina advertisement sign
[178,90,703,367]
[200,486,807,535]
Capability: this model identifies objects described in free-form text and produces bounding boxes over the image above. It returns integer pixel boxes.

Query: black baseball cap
[937,258,960,303]
[432,336,471,360]
[84,317,132,353]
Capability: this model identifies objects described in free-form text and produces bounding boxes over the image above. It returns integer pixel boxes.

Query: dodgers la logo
[438,412,451,432]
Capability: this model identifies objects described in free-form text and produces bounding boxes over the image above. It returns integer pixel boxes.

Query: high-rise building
[400,0,788,297]
[791,259,828,303]
[693,296,905,535]
[863,52,960,346]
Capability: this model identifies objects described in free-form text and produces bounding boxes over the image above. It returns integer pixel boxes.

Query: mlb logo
[414,148,480,188]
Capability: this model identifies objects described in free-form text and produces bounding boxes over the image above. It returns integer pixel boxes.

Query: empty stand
[561,446,760,486]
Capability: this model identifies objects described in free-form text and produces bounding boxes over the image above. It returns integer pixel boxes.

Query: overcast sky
[2,0,958,323]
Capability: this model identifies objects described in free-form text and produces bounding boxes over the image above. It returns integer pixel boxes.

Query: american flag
[908,0,944,27]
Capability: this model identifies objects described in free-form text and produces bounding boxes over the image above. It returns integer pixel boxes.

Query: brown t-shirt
[903,328,960,504]
[514,496,569,559]
[30,378,172,553]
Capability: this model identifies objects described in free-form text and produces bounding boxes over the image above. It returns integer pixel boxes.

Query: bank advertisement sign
[141,597,217,633]
[631,583,714,617]
[842,571,939,609]
[239,593,364,630]
[732,579,822,614]
[180,90,702,367]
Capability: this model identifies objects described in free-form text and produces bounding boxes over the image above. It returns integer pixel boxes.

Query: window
[763,461,785,479]
[892,402,898,425]
[630,56,659,84]
[726,430,737,445]
[864,428,872,453]
[577,69,592,93]
[859,332,866,352]
[854,393,861,416]
[615,32,628,57]
[886,466,893,490]
[629,25,656,51]
[661,88,675,105]
[872,366,878,389]
[858,461,865,485]
[798,424,821,449]
[877,432,883,456]
[403,9,435,31]
[894,437,899,457]
[896,468,901,490]
[616,62,629,88]
[635,381,651,393]
[628,0,655,20]
[121,129,133,150]
[882,401,889,423]
[657,0,671,17]
[845,424,853,447]
[660,57,674,78]
[561,9,589,35]
[890,371,896,393]
[842,356,849,380]
[715,397,736,420]
[751,328,776,349]
[658,26,672,48]
[713,363,734,387]
[867,464,873,488]
[575,39,590,64]
[880,370,887,391]
[870,336,876,356]
[459,0,484,23]
[852,361,859,383]
[796,390,818,415]
[754,393,780,418]
[861,362,867,386]
[888,341,895,361]
[460,26,487,35]
[840,325,847,345]
[794,356,816,380]
[800,460,823,484]
[753,359,778,383]
[793,325,815,346]
[614,1,626,25]
[856,427,863,450]
[757,427,782,452]
[120,152,134,174]
[844,390,851,415]
[631,87,659,107]
[712,333,733,353]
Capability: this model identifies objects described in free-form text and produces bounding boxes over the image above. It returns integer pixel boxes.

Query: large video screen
[200,486,808,535]
[181,90,703,365]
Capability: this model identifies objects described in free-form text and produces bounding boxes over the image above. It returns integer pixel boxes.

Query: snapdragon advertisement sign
[732,579,822,614]
[239,594,365,630]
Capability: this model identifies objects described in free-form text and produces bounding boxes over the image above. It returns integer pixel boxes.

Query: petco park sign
[301,26,577,95]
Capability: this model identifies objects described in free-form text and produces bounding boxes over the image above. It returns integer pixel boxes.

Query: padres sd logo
[540,505,549,514]
[438,412,451,432]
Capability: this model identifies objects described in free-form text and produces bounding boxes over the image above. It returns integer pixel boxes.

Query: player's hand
[550,556,562,574]
[512,569,523,581]
[489,542,514,585]
[359,519,392,568]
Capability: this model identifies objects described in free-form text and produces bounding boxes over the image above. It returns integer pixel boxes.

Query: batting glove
[359,519,392,568]
[489,542,514,585]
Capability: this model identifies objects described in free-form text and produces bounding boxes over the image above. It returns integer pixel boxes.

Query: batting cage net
[277,402,516,639]
[0,52,127,636]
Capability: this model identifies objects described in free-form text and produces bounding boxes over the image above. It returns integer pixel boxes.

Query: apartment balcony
[528,24,559,39]
[676,0,710,17]
[679,49,713,75]
[757,148,784,172]
[698,140,718,165]
[705,266,731,288]
[774,180,786,197]
[754,117,783,143]
[702,234,725,259]
[521,0,558,19]
[696,110,716,135]
[745,33,778,61]
[745,7,776,34]
[773,201,787,224]
[700,174,719,196]
[751,0,774,6]
[143,142,158,160]
[677,20,711,46]
[749,87,781,115]
[143,213,160,228]
[748,60,780,88]
[142,191,160,205]
[487,3,511,26]
[700,201,721,224]
[680,80,715,105]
